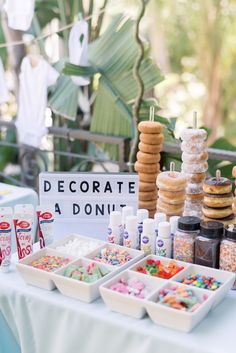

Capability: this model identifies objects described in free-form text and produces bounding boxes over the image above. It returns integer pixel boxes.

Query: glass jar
[173,216,200,263]
[195,221,223,268]
[220,224,236,289]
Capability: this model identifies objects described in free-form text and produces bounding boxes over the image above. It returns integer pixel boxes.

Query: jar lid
[178,216,201,232]
[224,224,236,240]
[200,221,223,239]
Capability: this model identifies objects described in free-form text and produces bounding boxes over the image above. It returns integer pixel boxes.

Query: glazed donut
[202,205,233,219]
[139,173,158,183]
[158,189,186,205]
[139,200,157,210]
[157,199,184,213]
[149,209,156,218]
[186,193,204,202]
[233,204,236,216]
[139,181,157,192]
[136,151,161,164]
[204,193,233,208]
[135,161,160,174]
[180,128,207,142]
[182,162,208,174]
[156,171,187,192]
[138,121,162,134]
[203,177,232,194]
[138,142,162,154]
[139,190,158,201]
[185,172,206,183]
[232,166,236,178]
[186,182,203,195]
[181,141,207,154]
[156,205,183,217]
[140,133,164,145]
[182,151,208,163]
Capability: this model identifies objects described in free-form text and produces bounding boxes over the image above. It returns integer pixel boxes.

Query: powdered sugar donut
[185,172,206,183]
[156,171,187,192]
[157,198,184,213]
[182,151,208,163]
[186,182,203,194]
[232,166,236,178]
[181,141,207,154]
[182,162,208,174]
[158,189,186,205]
[186,193,204,202]
[180,128,207,142]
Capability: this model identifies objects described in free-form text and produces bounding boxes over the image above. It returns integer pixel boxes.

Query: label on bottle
[123,230,137,249]
[155,238,171,258]
[0,220,11,272]
[107,224,123,245]
[14,217,33,260]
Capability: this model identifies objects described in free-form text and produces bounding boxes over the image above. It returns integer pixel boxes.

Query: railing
[0,120,236,191]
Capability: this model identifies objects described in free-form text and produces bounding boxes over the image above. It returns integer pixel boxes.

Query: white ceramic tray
[16,248,75,290]
[100,270,165,319]
[52,258,115,303]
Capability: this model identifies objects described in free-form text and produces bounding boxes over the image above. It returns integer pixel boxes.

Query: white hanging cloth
[0,58,9,104]
[4,0,35,31]
[68,19,90,86]
[16,56,59,148]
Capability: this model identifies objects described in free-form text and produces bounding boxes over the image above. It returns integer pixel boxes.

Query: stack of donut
[180,128,208,218]
[233,166,236,216]
[134,120,163,218]
[156,167,187,218]
[202,173,234,221]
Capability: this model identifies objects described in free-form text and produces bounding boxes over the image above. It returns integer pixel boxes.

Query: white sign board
[39,172,138,241]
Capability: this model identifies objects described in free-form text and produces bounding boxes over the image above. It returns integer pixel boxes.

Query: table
[0,251,235,353]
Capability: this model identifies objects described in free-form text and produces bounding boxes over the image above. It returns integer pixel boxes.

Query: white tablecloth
[0,250,236,353]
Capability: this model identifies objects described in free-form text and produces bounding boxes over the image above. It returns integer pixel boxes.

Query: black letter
[55,203,61,215]
[69,181,76,193]
[93,181,100,193]
[129,182,135,194]
[85,204,92,215]
[96,204,104,216]
[58,180,64,192]
[80,181,89,192]
[117,181,123,193]
[73,203,80,215]
[44,180,51,192]
[104,181,112,193]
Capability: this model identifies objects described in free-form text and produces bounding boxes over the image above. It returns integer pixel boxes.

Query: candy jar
[220,224,236,289]
[195,221,223,268]
[173,216,200,263]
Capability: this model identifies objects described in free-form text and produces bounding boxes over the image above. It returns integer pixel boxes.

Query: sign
[39,172,138,240]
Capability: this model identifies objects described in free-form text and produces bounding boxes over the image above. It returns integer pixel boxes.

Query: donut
[202,205,233,219]
[149,209,157,218]
[182,162,208,174]
[139,173,158,183]
[136,151,161,164]
[180,128,207,142]
[140,133,164,145]
[139,200,157,210]
[139,190,157,201]
[186,182,203,195]
[138,142,162,154]
[186,193,204,202]
[139,182,157,192]
[232,166,236,178]
[156,205,183,217]
[134,161,159,174]
[185,200,203,208]
[204,193,233,208]
[183,209,203,218]
[156,171,187,192]
[203,177,232,194]
[233,204,236,216]
[182,151,208,163]
[181,141,207,154]
[158,189,185,205]
[185,172,206,183]
[157,199,184,213]
[138,121,162,134]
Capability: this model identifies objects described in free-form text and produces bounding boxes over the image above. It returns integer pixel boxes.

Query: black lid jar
[195,221,223,268]
[220,224,236,289]
[178,216,201,232]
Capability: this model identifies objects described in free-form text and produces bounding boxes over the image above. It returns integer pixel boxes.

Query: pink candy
[110,277,147,298]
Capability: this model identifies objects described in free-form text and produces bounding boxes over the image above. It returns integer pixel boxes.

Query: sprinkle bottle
[107,211,123,245]
[141,218,155,254]
[123,215,138,249]
[220,224,236,289]
[121,206,134,230]
[173,216,200,263]
[195,221,223,268]
[169,216,180,258]
[156,221,171,258]
[154,212,166,237]
[137,209,149,250]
